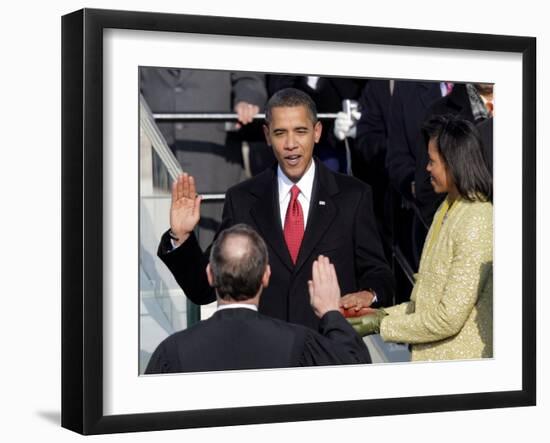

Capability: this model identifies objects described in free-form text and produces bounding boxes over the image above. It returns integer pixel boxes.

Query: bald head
[221,235,253,262]
[208,224,269,301]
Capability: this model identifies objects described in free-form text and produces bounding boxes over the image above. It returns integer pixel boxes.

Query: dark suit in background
[477,117,494,174]
[354,79,393,260]
[386,81,443,203]
[158,159,395,330]
[145,308,371,373]
[385,81,442,269]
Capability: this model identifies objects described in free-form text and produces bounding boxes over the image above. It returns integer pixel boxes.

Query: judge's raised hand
[308,255,341,318]
[169,173,202,247]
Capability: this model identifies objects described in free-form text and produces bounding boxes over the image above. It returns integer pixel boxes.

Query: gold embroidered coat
[380,198,493,361]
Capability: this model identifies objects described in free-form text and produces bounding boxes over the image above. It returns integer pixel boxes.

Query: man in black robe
[146,224,370,374]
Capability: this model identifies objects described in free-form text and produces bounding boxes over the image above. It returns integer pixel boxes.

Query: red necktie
[283,185,304,264]
[445,82,454,95]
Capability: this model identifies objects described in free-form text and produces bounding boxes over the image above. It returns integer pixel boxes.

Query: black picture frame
[61,8,536,435]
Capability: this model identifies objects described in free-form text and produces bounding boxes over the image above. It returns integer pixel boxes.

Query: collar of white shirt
[216,303,258,312]
[277,160,316,226]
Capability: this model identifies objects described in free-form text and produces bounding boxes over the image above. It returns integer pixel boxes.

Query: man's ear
[262,124,272,146]
[262,265,271,288]
[206,264,214,287]
[314,120,322,143]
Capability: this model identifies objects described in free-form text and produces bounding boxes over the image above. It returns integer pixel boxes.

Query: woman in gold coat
[345,114,493,361]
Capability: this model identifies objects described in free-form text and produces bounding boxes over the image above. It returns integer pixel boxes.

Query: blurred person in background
[140,67,267,248]
[385,80,453,269]
[334,79,393,261]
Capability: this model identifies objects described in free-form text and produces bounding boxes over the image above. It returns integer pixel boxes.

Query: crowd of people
[141,68,494,373]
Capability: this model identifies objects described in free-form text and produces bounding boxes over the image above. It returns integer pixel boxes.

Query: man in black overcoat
[158,88,394,330]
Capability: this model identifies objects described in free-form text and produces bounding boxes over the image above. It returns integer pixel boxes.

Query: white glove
[333,110,361,140]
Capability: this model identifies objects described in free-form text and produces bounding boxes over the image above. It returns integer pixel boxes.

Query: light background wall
[0,1,545,441]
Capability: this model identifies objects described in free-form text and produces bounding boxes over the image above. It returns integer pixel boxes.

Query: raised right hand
[169,173,202,246]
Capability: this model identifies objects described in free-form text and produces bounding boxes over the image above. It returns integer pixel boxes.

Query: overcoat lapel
[293,160,339,275]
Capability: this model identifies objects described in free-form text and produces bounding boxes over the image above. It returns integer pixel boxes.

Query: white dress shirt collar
[216,303,258,312]
[277,160,316,226]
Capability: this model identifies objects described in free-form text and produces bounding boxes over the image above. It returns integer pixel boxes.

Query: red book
[339,307,377,318]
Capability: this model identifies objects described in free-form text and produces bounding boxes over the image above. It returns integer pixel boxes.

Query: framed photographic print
[62,8,536,435]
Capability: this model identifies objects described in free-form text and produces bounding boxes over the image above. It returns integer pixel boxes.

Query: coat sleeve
[386,83,416,201]
[231,72,268,110]
[156,190,239,305]
[299,311,372,366]
[157,230,215,305]
[380,205,493,344]
[144,341,173,374]
[355,80,389,164]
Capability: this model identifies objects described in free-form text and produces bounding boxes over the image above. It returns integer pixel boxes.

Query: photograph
[138,68,495,375]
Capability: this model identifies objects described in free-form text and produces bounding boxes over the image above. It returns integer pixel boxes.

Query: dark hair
[265,87,318,125]
[209,224,268,301]
[422,114,492,202]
